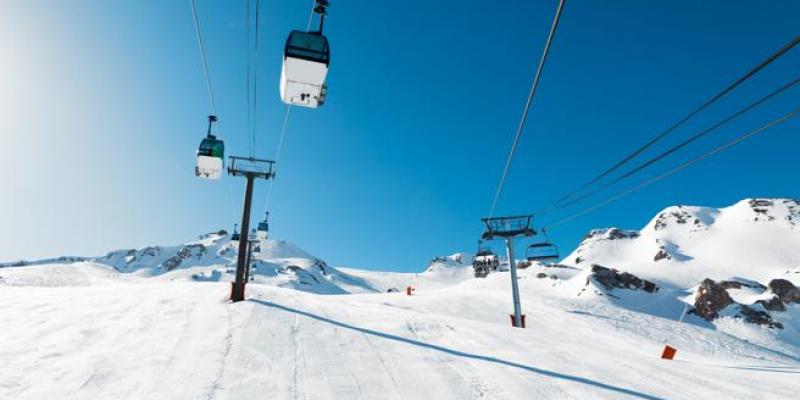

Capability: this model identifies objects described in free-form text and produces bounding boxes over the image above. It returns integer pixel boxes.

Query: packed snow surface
[1,199,799,399]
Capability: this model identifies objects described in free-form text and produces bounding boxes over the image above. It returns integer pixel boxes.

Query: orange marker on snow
[661,304,689,360]
[661,345,677,360]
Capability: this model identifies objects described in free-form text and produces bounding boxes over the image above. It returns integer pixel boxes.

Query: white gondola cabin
[195,115,224,180]
[280,30,330,108]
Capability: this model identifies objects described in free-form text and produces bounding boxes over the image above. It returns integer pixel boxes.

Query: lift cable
[252,0,261,157]
[189,0,238,222]
[264,105,292,211]
[189,0,217,114]
[487,0,565,219]
[554,35,800,206]
[245,0,252,157]
[543,107,799,231]
[537,75,800,214]
[306,0,316,30]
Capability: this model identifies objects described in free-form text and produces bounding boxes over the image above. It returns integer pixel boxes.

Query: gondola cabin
[196,136,224,180]
[280,30,330,108]
[195,115,224,180]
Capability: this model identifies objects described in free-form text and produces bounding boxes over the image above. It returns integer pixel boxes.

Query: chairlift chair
[257,212,269,233]
[279,1,330,108]
[472,242,499,278]
[195,115,224,180]
[256,212,269,241]
[526,242,560,264]
[231,223,240,242]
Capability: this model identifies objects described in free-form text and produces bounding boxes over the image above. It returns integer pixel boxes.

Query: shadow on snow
[251,299,665,400]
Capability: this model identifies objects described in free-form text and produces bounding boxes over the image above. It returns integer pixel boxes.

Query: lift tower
[228,156,275,302]
[481,215,535,328]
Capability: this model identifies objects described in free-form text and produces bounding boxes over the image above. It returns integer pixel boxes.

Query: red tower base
[509,314,526,328]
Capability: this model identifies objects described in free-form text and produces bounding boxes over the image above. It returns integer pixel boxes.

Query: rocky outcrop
[749,199,775,208]
[589,265,659,293]
[691,278,788,329]
[312,258,329,275]
[746,198,800,225]
[738,305,783,329]
[756,295,786,312]
[161,244,207,271]
[654,208,693,230]
[583,228,640,241]
[718,279,766,291]
[654,248,670,262]
[767,279,800,304]
[692,279,734,320]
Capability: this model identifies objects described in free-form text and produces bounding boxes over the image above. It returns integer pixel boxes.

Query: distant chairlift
[195,115,224,180]
[256,212,269,241]
[472,242,500,278]
[526,230,560,264]
[279,0,330,108]
[231,223,240,242]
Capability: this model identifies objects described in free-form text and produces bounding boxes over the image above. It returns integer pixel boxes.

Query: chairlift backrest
[526,241,559,263]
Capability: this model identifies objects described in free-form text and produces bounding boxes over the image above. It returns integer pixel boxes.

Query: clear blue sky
[1,0,798,271]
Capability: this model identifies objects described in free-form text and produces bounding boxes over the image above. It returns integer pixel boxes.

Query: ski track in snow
[2,280,799,399]
[3,209,800,400]
[404,319,514,400]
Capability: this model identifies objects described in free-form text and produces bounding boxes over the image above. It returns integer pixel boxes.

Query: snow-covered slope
[2,198,800,399]
[562,198,800,287]
[1,233,380,295]
[1,272,798,400]
[548,198,800,356]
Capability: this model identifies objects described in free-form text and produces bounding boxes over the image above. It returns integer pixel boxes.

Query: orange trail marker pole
[662,303,690,360]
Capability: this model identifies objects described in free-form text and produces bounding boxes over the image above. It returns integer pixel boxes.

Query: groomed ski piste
[1,199,799,399]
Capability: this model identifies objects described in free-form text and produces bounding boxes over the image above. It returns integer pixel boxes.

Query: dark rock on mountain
[692,279,734,321]
[584,228,640,241]
[161,244,207,271]
[737,305,783,329]
[654,248,670,262]
[767,279,800,304]
[756,295,786,312]
[749,199,774,208]
[692,278,784,328]
[718,279,766,291]
[654,208,692,230]
[589,265,658,293]
[313,258,330,275]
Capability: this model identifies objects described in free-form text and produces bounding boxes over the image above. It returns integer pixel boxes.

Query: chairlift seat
[525,242,560,263]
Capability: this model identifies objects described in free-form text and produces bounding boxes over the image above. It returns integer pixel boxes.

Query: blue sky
[1,0,798,271]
